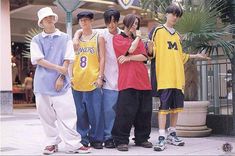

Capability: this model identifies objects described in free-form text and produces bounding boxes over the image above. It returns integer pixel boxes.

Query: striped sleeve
[182,53,189,64]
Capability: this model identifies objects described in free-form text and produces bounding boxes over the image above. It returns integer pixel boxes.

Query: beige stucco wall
[11,18,66,42]
[0,0,12,91]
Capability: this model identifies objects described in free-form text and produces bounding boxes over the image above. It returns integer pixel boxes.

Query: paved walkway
[1,108,235,155]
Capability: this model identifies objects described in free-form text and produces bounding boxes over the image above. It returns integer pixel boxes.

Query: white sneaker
[154,136,166,151]
[167,132,185,146]
[43,145,58,155]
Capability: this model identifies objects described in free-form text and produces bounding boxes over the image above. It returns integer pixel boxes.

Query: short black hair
[166,4,183,17]
[77,11,94,21]
[103,9,120,24]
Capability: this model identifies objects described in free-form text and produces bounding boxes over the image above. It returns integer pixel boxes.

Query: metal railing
[150,57,233,115]
[197,58,232,115]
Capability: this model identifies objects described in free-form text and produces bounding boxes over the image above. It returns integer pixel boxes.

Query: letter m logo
[167,41,178,50]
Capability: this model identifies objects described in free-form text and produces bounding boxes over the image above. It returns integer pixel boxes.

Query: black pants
[112,88,152,145]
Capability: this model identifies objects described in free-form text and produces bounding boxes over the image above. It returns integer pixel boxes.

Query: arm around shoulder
[73,29,82,51]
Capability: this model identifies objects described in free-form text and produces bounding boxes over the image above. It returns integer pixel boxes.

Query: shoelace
[170,132,182,142]
[158,138,166,146]
[160,140,165,145]
[172,135,181,142]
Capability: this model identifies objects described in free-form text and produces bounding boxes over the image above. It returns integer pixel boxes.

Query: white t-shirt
[96,28,121,91]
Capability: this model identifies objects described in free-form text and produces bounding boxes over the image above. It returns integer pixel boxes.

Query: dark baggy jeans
[112,88,152,146]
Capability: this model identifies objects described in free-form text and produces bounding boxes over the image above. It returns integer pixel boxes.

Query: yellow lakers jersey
[152,25,189,92]
[72,32,100,91]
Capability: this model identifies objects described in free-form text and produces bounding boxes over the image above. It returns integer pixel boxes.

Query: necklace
[81,31,94,41]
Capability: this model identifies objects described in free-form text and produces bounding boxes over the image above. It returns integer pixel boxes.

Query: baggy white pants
[35,88,82,151]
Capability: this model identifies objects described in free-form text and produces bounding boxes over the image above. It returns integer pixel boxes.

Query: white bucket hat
[37,7,58,28]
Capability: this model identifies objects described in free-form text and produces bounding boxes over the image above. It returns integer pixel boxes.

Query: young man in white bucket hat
[30,7,91,155]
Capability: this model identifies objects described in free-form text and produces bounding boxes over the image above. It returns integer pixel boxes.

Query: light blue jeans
[102,89,118,141]
[72,88,104,145]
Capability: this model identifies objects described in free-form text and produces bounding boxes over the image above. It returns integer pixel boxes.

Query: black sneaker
[135,141,153,148]
[117,144,128,151]
[90,142,103,149]
[104,139,115,148]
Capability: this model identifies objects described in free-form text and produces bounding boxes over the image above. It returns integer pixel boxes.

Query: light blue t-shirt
[30,29,74,96]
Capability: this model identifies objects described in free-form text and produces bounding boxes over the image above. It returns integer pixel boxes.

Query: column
[0,0,13,114]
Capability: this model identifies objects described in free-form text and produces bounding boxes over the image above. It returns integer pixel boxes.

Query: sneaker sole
[117,149,128,151]
[43,150,58,155]
[167,140,185,146]
[77,149,91,154]
[43,152,56,155]
[154,146,166,151]
[66,150,91,154]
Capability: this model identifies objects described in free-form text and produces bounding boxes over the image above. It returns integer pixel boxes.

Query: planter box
[176,101,212,137]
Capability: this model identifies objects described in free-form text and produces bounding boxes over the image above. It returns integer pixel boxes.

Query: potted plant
[141,0,235,136]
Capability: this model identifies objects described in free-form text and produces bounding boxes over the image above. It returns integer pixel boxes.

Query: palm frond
[23,28,41,58]
[141,0,235,58]
[140,0,171,20]
[175,0,235,58]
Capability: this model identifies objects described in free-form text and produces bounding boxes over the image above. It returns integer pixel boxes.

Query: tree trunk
[184,60,198,101]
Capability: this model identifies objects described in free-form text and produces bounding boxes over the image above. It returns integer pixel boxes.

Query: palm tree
[175,0,235,100]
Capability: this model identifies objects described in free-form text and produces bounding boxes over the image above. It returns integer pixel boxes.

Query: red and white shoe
[77,146,91,154]
[43,145,58,155]
[66,146,91,154]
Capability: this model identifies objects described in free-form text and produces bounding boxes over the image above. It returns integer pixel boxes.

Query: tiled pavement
[1,108,235,155]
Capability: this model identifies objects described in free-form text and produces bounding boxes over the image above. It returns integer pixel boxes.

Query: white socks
[159,127,176,138]
[168,127,176,134]
[159,129,166,138]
